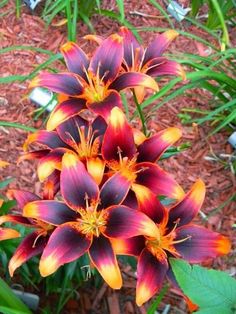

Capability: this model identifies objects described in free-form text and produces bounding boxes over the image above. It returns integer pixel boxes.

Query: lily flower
[29,34,158,130]
[101,107,184,201]
[111,179,231,306]
[119,27,186,102]
[0,190,60,276]
[23,152,160,289]
[20,114,107,186]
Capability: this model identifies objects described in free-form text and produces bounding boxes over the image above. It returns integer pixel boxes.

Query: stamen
[172,235,192,245]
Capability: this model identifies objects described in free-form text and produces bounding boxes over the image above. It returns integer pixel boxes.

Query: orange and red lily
[111,179,231,306]
[29,34,158,130]
[22,152,160,289]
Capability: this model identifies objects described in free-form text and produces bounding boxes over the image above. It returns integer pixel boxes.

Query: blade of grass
[116,0,125,23]
[71,0,78,41]
[147,284,169,314]
[15,0,21,18]
[0,121,37,132]
[148,0,174,28]
[66,0,73,41]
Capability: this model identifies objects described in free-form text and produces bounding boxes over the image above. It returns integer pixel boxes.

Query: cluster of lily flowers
[0,27,231,307]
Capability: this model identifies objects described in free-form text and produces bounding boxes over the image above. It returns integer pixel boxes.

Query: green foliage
[147,284,169,314]
[170,259,236,314]
[0,277,32,314]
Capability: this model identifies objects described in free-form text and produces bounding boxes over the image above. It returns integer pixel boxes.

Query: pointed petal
[37,148,68,182]
[0,227,20,241]
[86,158,105,185]
[89,34,123,84]
[133,128,146,146]
[83,34,103,45]
[119,26,142,69]
[43,170,60,200]
[39,223,91,276]
[29,72,84,96]
[91,115,107,138]
[61,153,99,210]
[8,189,40,209]
[144,30,179,63]
[110,72,158,92]
[132,184,166,223]
[174,224,231,263]
[104,205,160,238]
[0,215,32,226]
[135,162,184,200]
[99,173,131,209]
[137,127,182,162]
[8,231,47,276]
[60,42,89,79]
[136,248,168,306]
[122,189,138,210]
[102,106,136,161]
[56,114,88,146]
[89,90,122,121]
[46,98,87,131]
[23,200,78,225]
[18,149,50,163]
[23,130,67,150]
[89,235,122,289]
[111,236,145,256]
[168,179,205,228]
[147,60,186,80]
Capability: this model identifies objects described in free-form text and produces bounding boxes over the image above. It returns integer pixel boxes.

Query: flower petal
[18,149,50,163]
[88,235,122,289]
[56,114,88,146]
[99,173,131,209]
[86,158,105,185]
[23,200,78,225]
[0,215,32,226]
[110,72,158,92]
[60,42,89,80]
[119,26,142,70]
[43,170,60,200]
[8,189,40,209]
[111,236,145,256]
[136,248,168,306]
[37,148,68,182]
[174,224,231,263]
[102,106,136,161]
[143,30,179,64]
[91,115,107,138]
[46,98,87,131]
[23,130,67,151]
[135,162,184,200]
[29,72,84,96]
[0,227,20,241]
[89,90,122,121]
[147,60,186,80]
[132,183,165,223]
[89,34,123,84]
[104,205,160,238]
[8,231,47,276]
[122,190,138,210]
[39,223,91,276]
[137,127,182,162]
[61,153,99,210]
[168,179,205,228]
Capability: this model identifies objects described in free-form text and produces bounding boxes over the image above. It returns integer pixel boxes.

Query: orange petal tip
[62,152,78,168]
[60,41,75,53]
[39,255,59,277]
[165,29,179,40]
[161,127,182,144]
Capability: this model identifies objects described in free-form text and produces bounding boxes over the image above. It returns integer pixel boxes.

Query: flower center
[145,222,191,262]
[83,66,108,103]
[68,125,100,160]
[108,155,138,182]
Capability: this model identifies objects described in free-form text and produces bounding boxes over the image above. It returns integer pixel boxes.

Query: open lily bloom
[29,34,158,130]
[23,152,160,289]
[102,107,184,201]
[119,27,186,102]
[0,190,56,276]
[111,179,231,306]
[21,114,107,186]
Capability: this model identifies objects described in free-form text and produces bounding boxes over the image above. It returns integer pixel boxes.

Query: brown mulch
[0,1,235,313]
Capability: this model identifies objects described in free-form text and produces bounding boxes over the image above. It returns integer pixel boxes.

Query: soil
[0,0,235,313]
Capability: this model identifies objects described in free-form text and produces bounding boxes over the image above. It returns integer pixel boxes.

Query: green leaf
[170,259,236,313]
[0,277,32,313]
[0,178,14,189]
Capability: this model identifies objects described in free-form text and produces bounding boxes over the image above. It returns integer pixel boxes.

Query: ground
[0,0,235,313]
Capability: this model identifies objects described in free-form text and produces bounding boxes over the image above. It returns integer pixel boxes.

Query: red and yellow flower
[111,179,231,305]
[22,152,160,288]
[29,34,158,130]
[21,114,107,188]
[101,107,184,201]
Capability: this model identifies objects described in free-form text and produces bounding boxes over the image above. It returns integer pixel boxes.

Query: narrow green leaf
[0,178,14,189]
[170,259,236,313]
[0,121,37,132]
[148,0,174,28]
[116,0,125,23]
[147,284,169,314]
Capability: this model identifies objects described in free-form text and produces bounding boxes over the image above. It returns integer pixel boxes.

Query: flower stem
[132,90,147,136]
